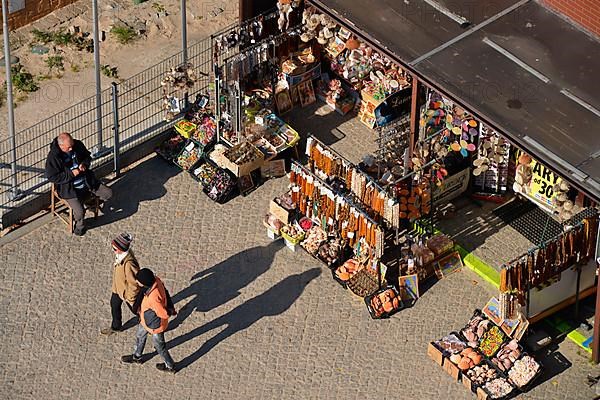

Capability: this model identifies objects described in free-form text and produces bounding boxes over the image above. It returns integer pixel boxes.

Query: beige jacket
[111,251,140,304]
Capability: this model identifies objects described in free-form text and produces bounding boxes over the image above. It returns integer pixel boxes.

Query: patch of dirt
[0,0,237,139]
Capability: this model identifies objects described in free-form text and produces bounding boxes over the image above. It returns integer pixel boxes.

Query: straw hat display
[473,135,507,177]
[513,153,533,195]
[552,181,580,222]
[300,10,340,45]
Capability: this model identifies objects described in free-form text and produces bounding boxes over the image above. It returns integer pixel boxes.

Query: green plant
[110,25,137,44]
[52,30,75,46]
[152,2,165,13]
[45,55,65,74]
[31,28,53,44]
[101,64,119,79]
[70,63,81,73]
[10,64,39,93]
[30,29,93,52]
[0,85,5,107]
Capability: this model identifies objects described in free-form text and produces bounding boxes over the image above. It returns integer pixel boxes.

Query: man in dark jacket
[45,132,112,236]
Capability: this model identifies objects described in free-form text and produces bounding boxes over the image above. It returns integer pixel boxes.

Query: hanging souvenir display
[276,0,301,32]
[305,136,400,228]
[300,9,337,46]
[224,41,273,82]
[473,125,510,195]
[161,63,198,121]
[392,179,432,221]
[375,117,410,183]
[301,7,410,96]
[289,161,385,257]
[551,181,584,222]
[213,13,267,57]
[499,214,599,288]
[513,152,533,195]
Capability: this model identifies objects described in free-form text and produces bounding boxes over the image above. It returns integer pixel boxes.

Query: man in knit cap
[121,268,177,373]
[101,233,140,335]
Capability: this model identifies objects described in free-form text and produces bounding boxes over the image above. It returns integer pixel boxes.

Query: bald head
[57,132,74,153]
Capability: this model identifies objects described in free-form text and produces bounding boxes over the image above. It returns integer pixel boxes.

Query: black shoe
[74,227,87,236]
[156,363,177,373]
[121,354,143,364]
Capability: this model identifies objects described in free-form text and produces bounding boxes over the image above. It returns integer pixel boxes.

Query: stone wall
[1,0,79,31]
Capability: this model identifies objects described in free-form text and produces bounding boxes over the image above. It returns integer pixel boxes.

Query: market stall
[295,6,417,129]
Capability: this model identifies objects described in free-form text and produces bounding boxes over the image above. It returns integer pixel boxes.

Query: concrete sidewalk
[1,105,597,399]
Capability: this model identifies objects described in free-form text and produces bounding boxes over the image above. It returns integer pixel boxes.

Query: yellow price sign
[515,150,562,211]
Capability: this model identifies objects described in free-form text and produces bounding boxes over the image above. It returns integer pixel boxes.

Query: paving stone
[0,108,597,400]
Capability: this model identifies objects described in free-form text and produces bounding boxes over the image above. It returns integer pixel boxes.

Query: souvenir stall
[155,98,239,203]
[413,89,600,357]
[200,7,305,192]
[262,126,462,319]
[296,6,415,129]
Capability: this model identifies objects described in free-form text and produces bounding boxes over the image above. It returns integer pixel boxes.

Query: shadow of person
[168,240,285,330]
[169,268,321,370]
[87,156,180,228]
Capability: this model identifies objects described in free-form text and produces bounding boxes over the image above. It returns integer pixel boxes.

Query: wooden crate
[221,143,265,177]
[427,342,444,366]
[443,357,461,381]
[269,199,293,223]
[462,373,474,392]
[476,387,488,400]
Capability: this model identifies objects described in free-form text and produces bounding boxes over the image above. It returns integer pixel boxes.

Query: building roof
[309,0,600,202]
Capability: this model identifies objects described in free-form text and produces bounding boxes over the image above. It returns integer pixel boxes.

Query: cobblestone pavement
[1,105,598,400]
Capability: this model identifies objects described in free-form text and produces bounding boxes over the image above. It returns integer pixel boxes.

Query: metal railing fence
[0,34,219,221]
[0,13,283,226]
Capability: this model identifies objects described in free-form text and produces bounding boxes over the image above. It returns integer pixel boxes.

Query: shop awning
[308,0,600,203]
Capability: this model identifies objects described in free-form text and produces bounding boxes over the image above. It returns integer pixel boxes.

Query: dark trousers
[64,184,112,233]
[110,292,137,330]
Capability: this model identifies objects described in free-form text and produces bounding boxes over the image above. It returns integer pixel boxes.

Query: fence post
[92,0,109,158]
[2,0,22,201]
[111,82,120,178]
[181,0,189,108]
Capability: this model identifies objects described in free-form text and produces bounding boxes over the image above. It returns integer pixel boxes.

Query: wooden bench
[50,183,101,233]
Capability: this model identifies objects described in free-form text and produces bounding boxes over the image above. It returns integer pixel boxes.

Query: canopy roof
[309,0,600,202]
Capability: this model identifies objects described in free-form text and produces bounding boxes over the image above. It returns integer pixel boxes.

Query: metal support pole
[91,0,107,157]
[181,0,188,63]
[409,74,419,163]
[181,0,189,108]
[593,232,600,363]
[111,82,120,178]
[215,64,221,143]
[2,0,22,201]
[593,259,600,363]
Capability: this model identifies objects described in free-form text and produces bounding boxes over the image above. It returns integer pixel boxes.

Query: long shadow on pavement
[88,156,180,228]
[168,268,321,370]
[168,240,285,330]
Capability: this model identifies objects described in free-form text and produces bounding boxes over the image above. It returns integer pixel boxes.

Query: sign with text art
[513,149,561,214]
